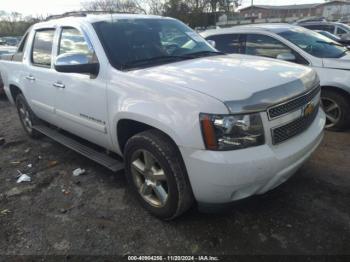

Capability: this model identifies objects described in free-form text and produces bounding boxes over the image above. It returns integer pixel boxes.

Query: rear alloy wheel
[16,94,42,138]
[124,129,194,220]
[321,89,350,131]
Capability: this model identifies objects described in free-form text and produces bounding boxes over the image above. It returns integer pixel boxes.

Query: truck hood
[131,54,318,113]
[322,54,350,70]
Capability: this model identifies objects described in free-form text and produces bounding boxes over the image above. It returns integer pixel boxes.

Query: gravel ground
[0,96,350,256]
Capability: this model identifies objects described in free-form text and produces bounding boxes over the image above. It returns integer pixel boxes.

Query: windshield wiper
[182,50,225,58]
[122,55,194,70]
[122,51,225,70]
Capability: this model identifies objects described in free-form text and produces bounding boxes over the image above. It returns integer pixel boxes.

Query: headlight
[200,113,265,151]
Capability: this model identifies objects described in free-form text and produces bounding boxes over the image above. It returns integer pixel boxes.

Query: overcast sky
[0,0,326,17]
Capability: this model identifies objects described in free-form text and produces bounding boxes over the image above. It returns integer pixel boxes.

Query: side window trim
[240,34,247,54]
[30,28,56,69]
[17,33,28,53]
[12,32,29,62]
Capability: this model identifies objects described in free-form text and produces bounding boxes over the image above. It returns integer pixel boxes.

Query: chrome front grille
[269,85,321,145]
[271,104,319,145]
[268,86,321,120]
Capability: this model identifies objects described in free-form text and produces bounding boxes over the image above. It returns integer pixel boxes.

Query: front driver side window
[244,34,308,65]
[58,28,93,57]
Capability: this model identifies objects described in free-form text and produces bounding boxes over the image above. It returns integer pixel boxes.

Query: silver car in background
[297,21,350,41]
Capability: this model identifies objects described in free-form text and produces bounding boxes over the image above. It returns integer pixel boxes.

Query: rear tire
[321,89,350,131]
[124,129,194,220]
[16,94,42,139]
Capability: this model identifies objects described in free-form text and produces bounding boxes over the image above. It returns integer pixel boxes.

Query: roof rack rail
[45,10,138,21]
[296,16,327,24]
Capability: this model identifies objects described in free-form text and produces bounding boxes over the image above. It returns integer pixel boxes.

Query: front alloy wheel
[124,129,194,220]
[131,149,169,208]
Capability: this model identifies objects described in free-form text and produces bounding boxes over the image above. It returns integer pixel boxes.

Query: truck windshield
[278,28,348,58]
[93,18,221,70]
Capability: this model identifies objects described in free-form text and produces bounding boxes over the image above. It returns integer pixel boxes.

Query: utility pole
[251,0,254,6]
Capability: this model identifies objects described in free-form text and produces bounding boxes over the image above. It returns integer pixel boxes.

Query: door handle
[25,75,35,81]
[53,82,65,89]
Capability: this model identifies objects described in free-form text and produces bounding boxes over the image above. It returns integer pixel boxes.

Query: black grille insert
[272,104,319,145]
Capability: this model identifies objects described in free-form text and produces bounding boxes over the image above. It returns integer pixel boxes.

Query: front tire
[124,129,194,220]
[16,94,42,138]
[321,89,350,131]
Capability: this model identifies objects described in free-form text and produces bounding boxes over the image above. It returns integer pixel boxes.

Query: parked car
[296,21,350,41]
[315,30,350,48]
[1,37,20,46]
[0,46,17,56]
[296,17,326,23]
[202,24,350,130]
[0,14,325,219]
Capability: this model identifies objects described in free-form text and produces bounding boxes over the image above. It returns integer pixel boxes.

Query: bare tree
[82,0,147,14]
[0,11,42,37]
[145,0,166,15]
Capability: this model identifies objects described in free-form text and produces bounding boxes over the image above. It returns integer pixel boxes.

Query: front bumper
[180,109,326,204]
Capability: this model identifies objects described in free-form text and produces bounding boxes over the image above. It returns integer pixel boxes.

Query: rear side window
[337,27,347,35]
[245,34,292,58]
[31,29,55,67]
[58,28,92,56]
[206,34,242,54]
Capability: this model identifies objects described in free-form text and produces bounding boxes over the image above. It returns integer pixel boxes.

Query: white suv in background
[202,24,350,131]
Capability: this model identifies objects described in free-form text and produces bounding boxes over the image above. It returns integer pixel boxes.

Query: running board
[32,125,124,172]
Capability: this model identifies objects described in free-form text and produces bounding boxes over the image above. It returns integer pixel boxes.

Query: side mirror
[276,53,296,62]
[54,53,99,75]
[207,40,216,48]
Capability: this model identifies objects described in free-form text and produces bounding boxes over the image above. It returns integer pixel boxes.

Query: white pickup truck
[0,13,325,220]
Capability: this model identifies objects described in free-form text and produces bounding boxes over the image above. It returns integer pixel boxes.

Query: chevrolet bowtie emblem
[304,102,315,117]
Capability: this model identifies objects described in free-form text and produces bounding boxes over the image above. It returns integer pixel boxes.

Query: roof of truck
[35,13,167,28]
[30,13,172,31]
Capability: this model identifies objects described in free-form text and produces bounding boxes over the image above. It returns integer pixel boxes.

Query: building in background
[239,4,320,20]
[218,1,350,26]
